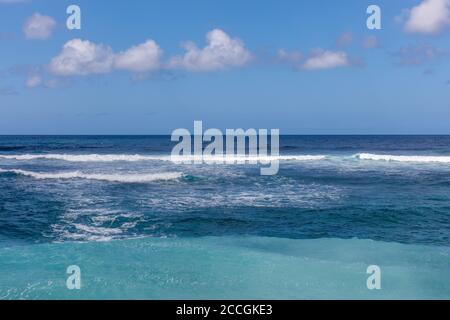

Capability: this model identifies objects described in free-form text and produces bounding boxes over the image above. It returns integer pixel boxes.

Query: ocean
[0,135,449,299]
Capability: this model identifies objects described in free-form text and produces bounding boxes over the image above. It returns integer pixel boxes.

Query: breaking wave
[356,153,450,163]
[0,154,167,162]
[0,154,326,163]
[0,169,183,183]
[3,153,450,165]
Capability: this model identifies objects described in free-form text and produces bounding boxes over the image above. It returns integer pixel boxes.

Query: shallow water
[1,236,449,300]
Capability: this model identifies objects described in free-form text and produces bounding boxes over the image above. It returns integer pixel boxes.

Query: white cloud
[49,39,115,76]
[170,29,252,71]
[48,30,251,77]
[49,39,163,76]
[114,40,162,73]
[276,48,355,70]
[404,0,450,34]
[23,13,56,40]
[302,49,349,70]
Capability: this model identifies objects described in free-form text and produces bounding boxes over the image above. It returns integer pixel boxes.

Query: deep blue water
[0,135,450,299]
[1,135,449,246]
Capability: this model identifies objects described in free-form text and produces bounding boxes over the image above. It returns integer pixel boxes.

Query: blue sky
[1,0,450,134]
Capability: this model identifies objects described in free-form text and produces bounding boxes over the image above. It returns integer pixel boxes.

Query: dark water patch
[280,145,300,151]
[0,146,25,151]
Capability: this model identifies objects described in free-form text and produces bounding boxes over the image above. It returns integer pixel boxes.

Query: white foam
[277,155,326,161]
[0,154,326,163]
[171,155,326,163]
[0,169,183,183]
[73,224,123,235]
[357,153,450,163]
[0,154,169,162]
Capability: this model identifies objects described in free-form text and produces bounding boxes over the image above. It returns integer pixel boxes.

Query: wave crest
[0,169,183,183]
[357,153,450,163]
[0,154,326,163]
[0,154,167,162]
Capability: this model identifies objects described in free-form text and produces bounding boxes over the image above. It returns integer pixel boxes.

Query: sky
[1,0,450,134]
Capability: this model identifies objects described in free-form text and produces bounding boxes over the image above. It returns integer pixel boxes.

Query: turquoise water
[1,237,449,299]
[1,136,450,299]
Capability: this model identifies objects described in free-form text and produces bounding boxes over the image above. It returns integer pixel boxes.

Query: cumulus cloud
[48,30,251,77]
[169,29,252,71]
[277,48,355,70]
[114,40,162,73]
[49,39,163,76]
[302,49,350,70]
[23,13,56,40]
[49,39,115,76]
[403,0,450,34]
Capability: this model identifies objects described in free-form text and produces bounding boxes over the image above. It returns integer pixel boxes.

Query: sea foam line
[0,154,326,163]
[0,169,183,183]
[357,153,450,163]
[3,153,450,164]
[0,154,166,162]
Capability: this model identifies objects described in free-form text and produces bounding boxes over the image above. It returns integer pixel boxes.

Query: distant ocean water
[0,135,449,299]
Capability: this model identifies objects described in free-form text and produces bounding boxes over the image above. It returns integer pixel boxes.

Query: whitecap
[0,169,183,183]
[0,153,327,163]
[356,153,450,163]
